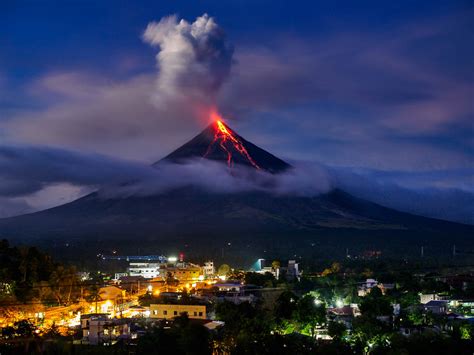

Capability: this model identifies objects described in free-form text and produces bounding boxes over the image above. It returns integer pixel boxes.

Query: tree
[294,295,326,338]
[49,265,79,306]
[359,287,392,319]
[328,321,347,340]
[274,290,298,320]
[244,272,276,287]
[88,284,101,314]
[217,264,231,277]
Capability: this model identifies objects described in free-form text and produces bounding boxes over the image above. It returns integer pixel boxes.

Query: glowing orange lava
[204,113,260,169]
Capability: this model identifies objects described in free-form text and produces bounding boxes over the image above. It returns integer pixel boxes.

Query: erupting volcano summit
[160,115,291,174]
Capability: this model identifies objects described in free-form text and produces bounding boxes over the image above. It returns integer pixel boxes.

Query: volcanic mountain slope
[160,120,290,173]
[0,120,472,251]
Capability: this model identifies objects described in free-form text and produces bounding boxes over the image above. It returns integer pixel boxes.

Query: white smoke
[143,14,233,117]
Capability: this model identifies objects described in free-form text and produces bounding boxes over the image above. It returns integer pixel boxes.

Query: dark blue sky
[0,0,472,222]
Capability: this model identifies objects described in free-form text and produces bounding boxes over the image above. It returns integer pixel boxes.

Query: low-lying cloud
[1,144,471,224]
[0,145,332,217]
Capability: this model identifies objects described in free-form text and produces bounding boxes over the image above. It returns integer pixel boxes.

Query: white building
[286,260,300,281]
[256,266,279,280]
[203,261,215,278]
[128,262,162,279]
[81,314,130,345]
[358,279,378,297]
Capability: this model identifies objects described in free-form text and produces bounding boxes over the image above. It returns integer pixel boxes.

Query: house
[420,293,441,304]
[81,314,130,345]
[423,300,448,314]
[149,304,207,320]
[99,285,125,302]
[358,279,394,296]
[358,279,378,297]
[213,282,244,292]
[327,306,358,329]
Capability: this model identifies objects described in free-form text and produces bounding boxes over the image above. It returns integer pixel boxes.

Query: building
[172,266,202,281]
[358,279,378,297]
[420,293,441,304]
[203,261,215,278]
[358,279,394,296]
[286,260,301,281]
[128,262,162,279]
[117,275,146,293]
[256,266,280,280]
[114,272,128,280]
[214,282,244,292]
[81,314,130,345]
[149,304,207,320]
[423,300,448,314]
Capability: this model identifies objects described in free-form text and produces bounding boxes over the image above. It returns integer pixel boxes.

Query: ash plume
[143,13,234,118]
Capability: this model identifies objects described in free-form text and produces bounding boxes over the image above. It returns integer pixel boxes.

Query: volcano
[0,119,472,262]
[160,119,290,173]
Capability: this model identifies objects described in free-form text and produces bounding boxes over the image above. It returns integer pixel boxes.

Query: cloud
[0,145,153,197]
[4,14,235,161]
[0,144,332,200]
[143,13,233,118]
[330,167,474,224]
[0,143,471,224]
[0,144,331,215]
[219,25,472,136]
[0,197,31,219]
[3,73,205,161]
[99,159,331,199]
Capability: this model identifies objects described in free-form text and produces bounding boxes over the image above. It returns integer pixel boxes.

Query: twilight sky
[0,0,473,223]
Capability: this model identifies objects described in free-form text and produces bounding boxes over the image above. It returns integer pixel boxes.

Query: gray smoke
[143,13,233,118]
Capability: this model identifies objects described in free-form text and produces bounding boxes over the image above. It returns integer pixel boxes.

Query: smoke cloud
[143,13,233,118]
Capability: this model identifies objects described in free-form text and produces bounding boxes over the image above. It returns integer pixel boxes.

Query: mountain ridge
[0,121,471,259]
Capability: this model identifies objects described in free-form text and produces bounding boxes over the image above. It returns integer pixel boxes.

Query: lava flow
[204,113,260,170]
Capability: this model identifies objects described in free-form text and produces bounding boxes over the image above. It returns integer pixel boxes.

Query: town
[0,239,473,354]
